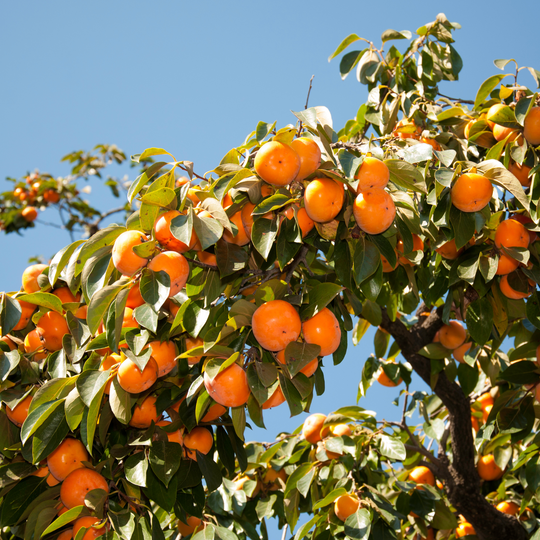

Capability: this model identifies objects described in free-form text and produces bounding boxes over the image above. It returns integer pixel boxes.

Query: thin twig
[297,75,315,136]
[281,523,288,540]
[437,92,474,105]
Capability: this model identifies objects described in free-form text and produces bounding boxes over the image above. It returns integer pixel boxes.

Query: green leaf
[385,159,426,193]
[0,476,49,527]
[48,240,85,286]
[499,360,540,385]
[477,159,530,212]
[339,50,368,80]
[354,239,380,286]
[312,487,347,510]
[136,147,175,161]
[419,342,450,360]
[140,269,170,311]
[255,121,276,142]
[128,162,168,204]
[344,508,371,540]
[466,297,493,346]
[17,292,63,314]
[21,400,65,445]
[285,462,313,496]
[192,212,224,251]
[251,217,279,260]
[125,452,148,487]
[87,277,129,334]
[378,434,406,460]
[328,33,361,61]
[283,341,321,378]
[381,29,412,42]
[76,370,109,407]
[291,109,318,130]
[149,440,183,488]
[253,193,291,215]
[450,205,476,249]
[141,187,176,208]
[301,283,344,320]
[473,74,509,109]
[487,105,520,128]
[133,304,158,333]
[457,363,479,396]
[196,448,222,492]
[1,294,23,336]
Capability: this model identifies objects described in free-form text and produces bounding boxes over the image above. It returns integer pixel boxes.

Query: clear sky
[1,0,539,531]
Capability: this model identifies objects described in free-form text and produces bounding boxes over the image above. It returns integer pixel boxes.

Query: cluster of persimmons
[2,99,540,538]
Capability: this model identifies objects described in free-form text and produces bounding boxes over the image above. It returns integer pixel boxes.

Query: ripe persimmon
[185,336,204,365]
[477,392,494,410]
[203,362,251,407]
[436,238,461,260]
[147,251,190,297]
[302,413,327,444]
[397,234,424,265]
[409,465,435,486]
[252,300,301,351]
[262,385,286,409]
[451,173,493,212]
[375,365,402,387]
[263,467,287,489]
[302,307,341,357]
[496,253,520,275]
[202,402,227,422]
[61,468,109,509]
[254,141,301,186]
[129,395,161,428]
[524,107,540,146]
[73,516,109,540]
[493,125,522,143]
[353,188,396,234]
[197,250,217,267]
[509,161,532,188]
[223,211,250,246]
[304,178,344,223]
[53,287,87,319]
[0,336,16,350]
[13,299,37,330]
[420,137,441,151]
[456,522,476,538]
[24,329,47,361]
[56,529,73,540]
[334,494,360,521]
[178,516,203,537]
[126,282,145,309]
[47,437,89,481]
[33,465,60,486]
[183,427,214,460]
[495,219,529,250]
[453,342,471,363]
[496,501,520,515]
[122,307,139,328]
[439,321,466,350]
[117,357,159,394]
[112,230,149,276]
[36,311,69,351]
[156,420,184,444]
[380,253,398,272]
[332,424,352,437]
[486,103,506,130]
[290,137,321,181]
[394,118,421,139]
[43,189,60,203]
[354,157,389,192]
[296,207,315,237]
[99,354,120,394]
[21,264,47,293]
[146,340,177,377]
[500,275,531,300]
[5,394,32,427]
[22,206,38,222]
[154,210,198,252]
[276,349,318,377]
[477,454,504,481]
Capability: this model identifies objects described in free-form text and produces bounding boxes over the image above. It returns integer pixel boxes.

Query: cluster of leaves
[2,11,540,540]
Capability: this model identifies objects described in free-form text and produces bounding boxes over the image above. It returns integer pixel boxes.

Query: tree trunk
[379,309,528,540]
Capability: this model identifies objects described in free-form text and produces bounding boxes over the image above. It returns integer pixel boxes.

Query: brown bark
[379,308,528,540]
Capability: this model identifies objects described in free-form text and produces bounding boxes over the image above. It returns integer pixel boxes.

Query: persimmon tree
[2,12,540,540]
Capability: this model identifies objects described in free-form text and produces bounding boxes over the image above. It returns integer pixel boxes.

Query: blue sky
[1,0,539,532]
